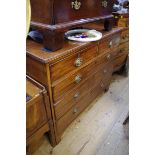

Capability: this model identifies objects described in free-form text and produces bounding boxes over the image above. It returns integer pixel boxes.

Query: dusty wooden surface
[34,74,129,155]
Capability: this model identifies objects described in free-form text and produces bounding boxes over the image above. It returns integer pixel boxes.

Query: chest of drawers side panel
[26,55,48,86]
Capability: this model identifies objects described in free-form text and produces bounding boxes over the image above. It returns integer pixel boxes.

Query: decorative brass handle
[73,107,78,114]
[74,92,80,98]
[75,58,83,67]
[102,0,108,8]
[106,53,111,60]
[75,75,82,83]
[109,41,113,48]
[71,0,81,10]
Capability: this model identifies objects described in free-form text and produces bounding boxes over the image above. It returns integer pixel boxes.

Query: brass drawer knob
[74,92,80,98]
[106,53,111,60]
[75,75,82,83]
[73,107,78,114]
[75,57,83,67]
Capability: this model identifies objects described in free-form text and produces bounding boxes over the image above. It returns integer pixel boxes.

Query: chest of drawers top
[26,27,124,64]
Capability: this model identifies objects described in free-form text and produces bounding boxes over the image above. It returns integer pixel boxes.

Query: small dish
[65,29,102,42]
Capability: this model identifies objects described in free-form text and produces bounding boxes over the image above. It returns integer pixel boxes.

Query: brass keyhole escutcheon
[102,0,108,8]
[71,0,81,10]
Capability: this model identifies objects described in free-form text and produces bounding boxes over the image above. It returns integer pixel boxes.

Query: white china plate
[65,29,102,42]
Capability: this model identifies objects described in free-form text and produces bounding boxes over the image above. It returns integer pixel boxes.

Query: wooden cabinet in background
[113,12,129,28]
[26,76,56,155]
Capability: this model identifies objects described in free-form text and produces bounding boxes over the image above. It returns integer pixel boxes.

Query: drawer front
[113,54,128,71]
[26,95,48,138]
[121,30,129,43]
[54,63,112,120]
[117,42,129,56]
[56,76,111,135]
[54,74,95,120]
[94,63,113,84]
[56,91,92,135]
[52,60,96,102]
[50,45,98,82]
[99,33,121,54]
[109,43,128,60]
[90,78,111,102]
[96,51,114,68]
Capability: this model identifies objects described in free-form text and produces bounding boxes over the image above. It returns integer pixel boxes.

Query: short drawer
[121,29,129,43]
[50,45,98,82]
[99,33,121,54]
[52,60,96,102]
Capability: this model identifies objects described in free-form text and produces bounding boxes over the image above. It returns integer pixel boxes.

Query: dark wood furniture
[26,26,129,144]
[113,12,129,28]
[26,76,56,155]
[30,0,115,51]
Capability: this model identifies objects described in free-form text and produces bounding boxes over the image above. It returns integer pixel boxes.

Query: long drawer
[50,45,98,82]
[99,33,121,54]
[52,60,96,102]
[53,63,113,120]
[56,76,111,136]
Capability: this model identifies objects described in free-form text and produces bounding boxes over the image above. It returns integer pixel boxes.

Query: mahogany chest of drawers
[26,76,56,154]
[26,27,128,144]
